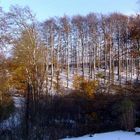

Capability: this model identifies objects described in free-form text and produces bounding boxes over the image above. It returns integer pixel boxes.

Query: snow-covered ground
[0,96,25,130]
[59,68,138,89]
[62,131,140,140]
[47,67,139,94]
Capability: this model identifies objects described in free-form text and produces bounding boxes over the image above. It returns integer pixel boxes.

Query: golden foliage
[73,74,98,97]
[73,74,84,90]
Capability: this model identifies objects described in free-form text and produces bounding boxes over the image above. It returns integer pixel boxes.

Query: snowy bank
[62,131,140,140]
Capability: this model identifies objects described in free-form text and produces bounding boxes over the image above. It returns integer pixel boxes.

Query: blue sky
[0,0,138,21]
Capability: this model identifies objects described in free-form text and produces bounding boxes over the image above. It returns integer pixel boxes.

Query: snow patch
[62,131,140,140]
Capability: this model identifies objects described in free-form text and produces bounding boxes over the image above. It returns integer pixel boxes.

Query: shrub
[53,70,61,93]
[73,74,98,97]
[0,93,14,121]
[96,72,105,79]
[72,74,84,90]
[119,99,135,131]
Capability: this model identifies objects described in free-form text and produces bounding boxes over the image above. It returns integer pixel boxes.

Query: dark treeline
[1,89,140,139]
